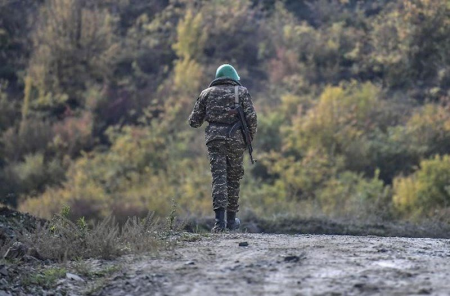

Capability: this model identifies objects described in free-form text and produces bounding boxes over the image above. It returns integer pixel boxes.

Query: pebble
[3,242,28,260]
[0,279,8,288]
[0,265,7,277]
[284,255,300,262]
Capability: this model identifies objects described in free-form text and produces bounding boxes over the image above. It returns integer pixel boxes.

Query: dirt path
[98,234,450,296]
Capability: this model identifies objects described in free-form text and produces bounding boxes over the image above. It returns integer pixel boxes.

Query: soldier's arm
[242,88,257,140]
[188,90,207,128]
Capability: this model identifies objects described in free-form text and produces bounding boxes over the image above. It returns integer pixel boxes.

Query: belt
[208,121,243,138]
[208,121,236,127]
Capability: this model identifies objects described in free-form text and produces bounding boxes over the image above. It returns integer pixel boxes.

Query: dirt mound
[0,207,45,243]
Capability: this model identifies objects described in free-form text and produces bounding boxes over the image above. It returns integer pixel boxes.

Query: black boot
[211,208,226,233]
[226,211,240,231]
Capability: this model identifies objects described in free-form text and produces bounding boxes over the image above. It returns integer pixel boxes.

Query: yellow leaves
[171,10,205,97]
[406,103,450,148]
[392,176,419,215]
[28,0,118,111]
[288,82,381,155]
[173,57,203,94]
[265,148,342,201]
[172,10,206,60]
[393,155,450,221]
[18,123,217,220]
[279,94,309,117]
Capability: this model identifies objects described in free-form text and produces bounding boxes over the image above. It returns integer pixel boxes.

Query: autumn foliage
[0,0,450,223]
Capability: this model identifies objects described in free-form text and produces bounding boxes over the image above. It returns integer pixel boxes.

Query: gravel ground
[97,233,450,296]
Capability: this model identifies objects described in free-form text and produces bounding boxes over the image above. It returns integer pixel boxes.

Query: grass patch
[15,211,166,261]
[71,262,122,295]
[93,265,121,277]
[23,267,67,289]
[179,233,202,242]
[72,259,121,279]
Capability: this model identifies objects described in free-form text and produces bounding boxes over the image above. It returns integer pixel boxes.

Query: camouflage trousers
[207,139,246,213]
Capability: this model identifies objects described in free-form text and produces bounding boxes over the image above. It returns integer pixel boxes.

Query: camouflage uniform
[188,77,257,213]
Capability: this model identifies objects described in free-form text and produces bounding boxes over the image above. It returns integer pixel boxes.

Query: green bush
[27,0,119,116]
[19,123,211,220]
[1,119,54,162]
[393,155,450,220]
[284,82,390,165]
[371,0,450,93]
[317,170,391,220]
[404,104,450,157]
[3,153,65,195]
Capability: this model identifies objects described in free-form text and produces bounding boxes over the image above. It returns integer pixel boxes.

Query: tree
[27,0,119,117]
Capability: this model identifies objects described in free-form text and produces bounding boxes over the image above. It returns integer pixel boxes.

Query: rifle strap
[234,86,239,105]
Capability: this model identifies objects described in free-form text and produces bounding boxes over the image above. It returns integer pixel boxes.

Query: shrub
[1,154,66,206]
[393,155,450,220]
[19,123,212,220]
[371,0,450,92]
[27,0,119,116]
[256,112,284,153]
[51,112,94,157]
[263,148,344,201]
[284,82,390,160]
[5,154,50,195]
[18,212,163,261]
[404,104,450,157]
[317,170,391,220]
[1,119,54,162]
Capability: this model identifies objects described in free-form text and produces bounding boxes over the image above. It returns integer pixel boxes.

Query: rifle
[231,86,256,165]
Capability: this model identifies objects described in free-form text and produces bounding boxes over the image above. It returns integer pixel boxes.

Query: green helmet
[215,64,240,81]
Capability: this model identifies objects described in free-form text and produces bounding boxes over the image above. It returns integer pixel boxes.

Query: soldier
[188,64,257,232]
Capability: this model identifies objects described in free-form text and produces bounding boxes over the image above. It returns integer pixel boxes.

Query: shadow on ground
[184,215,450,239]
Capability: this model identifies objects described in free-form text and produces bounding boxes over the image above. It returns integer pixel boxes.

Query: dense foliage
[1,0,450,222]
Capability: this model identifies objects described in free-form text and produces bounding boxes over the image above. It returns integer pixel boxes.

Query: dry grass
[15,213,165,261]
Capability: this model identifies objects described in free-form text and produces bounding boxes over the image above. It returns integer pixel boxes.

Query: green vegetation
[17,208,164,261]
[23,267,67,289]
[0,0,450,223]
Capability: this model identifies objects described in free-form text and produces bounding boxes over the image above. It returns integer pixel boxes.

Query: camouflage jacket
[188,78,257,145]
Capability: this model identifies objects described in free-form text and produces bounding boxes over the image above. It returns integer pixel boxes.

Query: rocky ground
[2,232,450,295]
[1,207,450,296]
[0,207,44,244]
[95,233,450,296]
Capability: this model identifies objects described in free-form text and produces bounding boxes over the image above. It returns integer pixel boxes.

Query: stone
[0,278,8,288]
[0,265,7,277]
[23,255,41,263]
[284,255,300,262]
[66,273,85,282]
[3,242,28,260]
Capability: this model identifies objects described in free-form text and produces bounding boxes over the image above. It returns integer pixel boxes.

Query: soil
[96,233,450,296]
[1,208,449,295]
